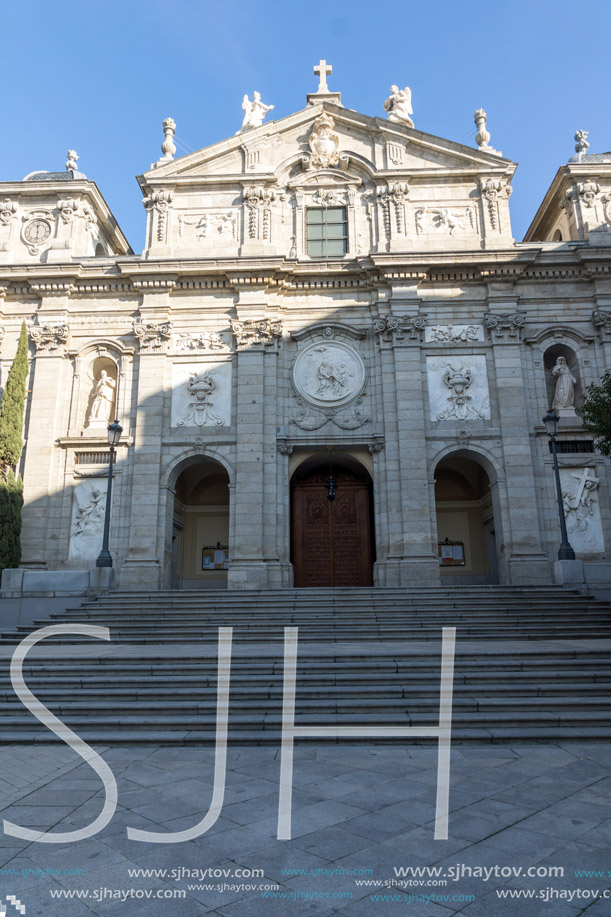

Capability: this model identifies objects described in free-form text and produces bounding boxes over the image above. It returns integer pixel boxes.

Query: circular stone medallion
[293,341,365,409]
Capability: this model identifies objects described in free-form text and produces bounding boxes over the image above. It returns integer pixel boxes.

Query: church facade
[1,71,611,596]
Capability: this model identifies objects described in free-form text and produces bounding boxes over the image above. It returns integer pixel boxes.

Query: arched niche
[543,343,581,412]
[170,456,231,589]
[434,452,499,584]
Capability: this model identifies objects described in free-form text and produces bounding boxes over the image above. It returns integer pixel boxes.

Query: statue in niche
[179,372,224,427]
[88,370,116,425]
[239,92,274,132]
[551,356,576,410]
[383,85,414,129]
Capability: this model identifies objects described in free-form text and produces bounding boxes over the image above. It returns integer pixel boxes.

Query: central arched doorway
[291,455,374,587]
[171,458,230,589]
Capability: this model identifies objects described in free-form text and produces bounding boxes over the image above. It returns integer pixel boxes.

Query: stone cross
[314,60,332,93]
[571,467,599,505]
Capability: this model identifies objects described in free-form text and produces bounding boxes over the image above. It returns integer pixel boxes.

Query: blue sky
[2,0,609,251]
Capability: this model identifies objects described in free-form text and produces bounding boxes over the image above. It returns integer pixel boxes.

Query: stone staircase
[0,586,610,744]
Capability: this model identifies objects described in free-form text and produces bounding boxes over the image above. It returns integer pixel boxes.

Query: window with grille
[306,207,347,258]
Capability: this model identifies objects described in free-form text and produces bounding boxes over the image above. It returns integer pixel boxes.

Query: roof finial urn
[474,109,490,150]
[160,118,177,162]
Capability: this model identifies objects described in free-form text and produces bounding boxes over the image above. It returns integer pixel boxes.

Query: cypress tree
[0,322,28,573]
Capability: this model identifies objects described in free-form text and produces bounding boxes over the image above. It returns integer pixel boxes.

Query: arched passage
[171,457,230,589]
[434,453,499,584]
[291,453,375,587]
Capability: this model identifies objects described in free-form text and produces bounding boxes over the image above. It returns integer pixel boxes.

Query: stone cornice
[0,245,604,299]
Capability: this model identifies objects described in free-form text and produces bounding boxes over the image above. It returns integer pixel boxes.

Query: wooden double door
[291,471,373,587]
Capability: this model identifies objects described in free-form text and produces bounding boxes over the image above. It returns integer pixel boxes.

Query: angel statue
[238,91,275,133]
[384,85,414,129]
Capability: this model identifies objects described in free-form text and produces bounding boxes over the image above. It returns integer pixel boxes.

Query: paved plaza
[0,742,610,915]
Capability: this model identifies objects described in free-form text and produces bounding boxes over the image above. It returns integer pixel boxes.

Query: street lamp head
[107,419,123,447]
[542,409,559,438]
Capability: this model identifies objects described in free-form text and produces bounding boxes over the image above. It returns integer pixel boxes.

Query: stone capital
[230,318,282,350]
[373,314,426,345]
[592,309,611,340]
[30,323,70,355]
[484,311,526,343]
[132,319,172,353]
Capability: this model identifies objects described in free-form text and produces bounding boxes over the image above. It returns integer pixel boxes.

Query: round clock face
[24,219,51,245]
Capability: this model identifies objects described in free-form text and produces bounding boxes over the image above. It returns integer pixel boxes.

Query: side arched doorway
[434,453,499,584]
[171,458,230,589]
[291,455,374,587]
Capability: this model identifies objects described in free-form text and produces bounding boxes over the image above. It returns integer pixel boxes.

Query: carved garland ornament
[243,185,277,241]
[0,200,18,226]
[142,190,174,242]
[480,178,512,229]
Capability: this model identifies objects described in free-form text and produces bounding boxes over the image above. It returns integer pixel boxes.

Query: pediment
[138,103,515,191]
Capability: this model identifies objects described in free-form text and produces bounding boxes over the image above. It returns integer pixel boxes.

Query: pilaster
[373,309,439,585]
[485,297,552,584]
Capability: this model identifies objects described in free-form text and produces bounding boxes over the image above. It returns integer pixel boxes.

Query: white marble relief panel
[425,324,484,344]
[427,355,490,421]
[177,211,239,244]
[69,479,107,562]
[560,467,604,555]
[171,361,231,427]
[292,341,365,409]
[173,331,229,353]
[415,207,476,236]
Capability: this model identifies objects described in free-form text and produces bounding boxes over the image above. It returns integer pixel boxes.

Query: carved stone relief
[560,466,604,554]
[290,341,368,431]
[302,112,349,171]
[415,207,475,236]
[427,355,491,421]
[0,200,18,226]
[69,479,107,562]
[293,342,365,409]
[425,324,483,343]
[171,361,231,428]
[174,331,229,352]
[178,211,238,243]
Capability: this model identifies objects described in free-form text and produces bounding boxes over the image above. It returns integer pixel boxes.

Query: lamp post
[96,419,122,568]
[542,410,575,560]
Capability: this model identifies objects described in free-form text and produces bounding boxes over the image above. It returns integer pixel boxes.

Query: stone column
[228,311,283,589]
[485,302,552,583]
[373,307,440,586]
[119,305,172,590]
